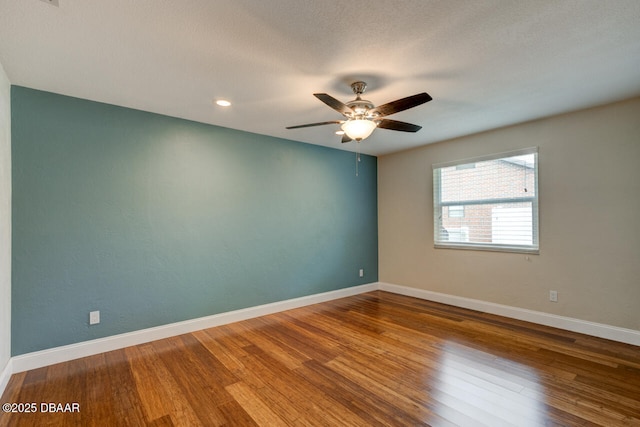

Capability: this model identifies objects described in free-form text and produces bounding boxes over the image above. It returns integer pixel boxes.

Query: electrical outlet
[549,290,558,303]
[359,269,364,278]
[89,310,100,325]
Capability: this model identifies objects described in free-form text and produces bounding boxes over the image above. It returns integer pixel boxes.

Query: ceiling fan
[286,81,432,143]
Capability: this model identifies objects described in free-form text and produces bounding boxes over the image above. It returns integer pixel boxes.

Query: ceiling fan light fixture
[341,119,376,141]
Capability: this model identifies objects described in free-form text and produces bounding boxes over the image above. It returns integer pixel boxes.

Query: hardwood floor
[2,291,640,426]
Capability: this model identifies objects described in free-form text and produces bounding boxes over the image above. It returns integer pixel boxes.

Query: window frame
[433,147,539,254]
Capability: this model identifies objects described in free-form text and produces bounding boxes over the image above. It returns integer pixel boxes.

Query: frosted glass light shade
[341,119,376,141]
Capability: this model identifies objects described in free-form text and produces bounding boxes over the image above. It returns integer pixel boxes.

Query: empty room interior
[1,1,639,426]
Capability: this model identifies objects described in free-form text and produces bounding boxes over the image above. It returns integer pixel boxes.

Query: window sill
[434,243,539,255]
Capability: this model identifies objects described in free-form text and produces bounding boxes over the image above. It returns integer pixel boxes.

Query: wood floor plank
[295,359,418,426]
[2,290,640,426]
[238,344,367,426]
[225,320,310,370]
[148,337,230,426]
[146,414,175,427]
[225,381,287,427]
[124,344,203,427]
[103,349,147,427]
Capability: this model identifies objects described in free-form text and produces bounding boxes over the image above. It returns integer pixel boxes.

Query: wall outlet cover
[89,310,100,325]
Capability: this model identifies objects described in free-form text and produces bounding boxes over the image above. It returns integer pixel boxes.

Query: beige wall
[0,61,11,371]
[379,97,640,331]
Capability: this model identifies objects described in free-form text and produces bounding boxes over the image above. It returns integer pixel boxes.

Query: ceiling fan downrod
[350,81,367,98]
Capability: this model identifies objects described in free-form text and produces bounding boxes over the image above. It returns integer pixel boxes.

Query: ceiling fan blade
[341,134,352,143]
[314,93,354,116]
[286,120,343,129]
[376,118,422,132]
[370,92,432,117]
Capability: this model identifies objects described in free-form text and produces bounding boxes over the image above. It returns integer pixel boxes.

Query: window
[433,147,539,253]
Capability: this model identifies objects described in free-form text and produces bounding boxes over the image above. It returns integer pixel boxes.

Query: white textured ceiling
[1,0,639,155]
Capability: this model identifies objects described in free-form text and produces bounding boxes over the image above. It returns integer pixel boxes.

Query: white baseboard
[0,358,12,397]
[10,283,378,375]
[378,282,640,347]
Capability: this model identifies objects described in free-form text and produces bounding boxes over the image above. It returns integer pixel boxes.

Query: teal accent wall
[11,86,378,355]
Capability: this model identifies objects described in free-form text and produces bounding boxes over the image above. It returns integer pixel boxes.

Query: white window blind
[433,148,539,253]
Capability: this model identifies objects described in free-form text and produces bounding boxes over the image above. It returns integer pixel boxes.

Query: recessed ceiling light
[215,99,231,107]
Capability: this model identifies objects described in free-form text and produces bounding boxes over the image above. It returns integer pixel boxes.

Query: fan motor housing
[346,99,375,117]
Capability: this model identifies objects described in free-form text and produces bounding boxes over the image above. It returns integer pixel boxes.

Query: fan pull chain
[355,144,361,177]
